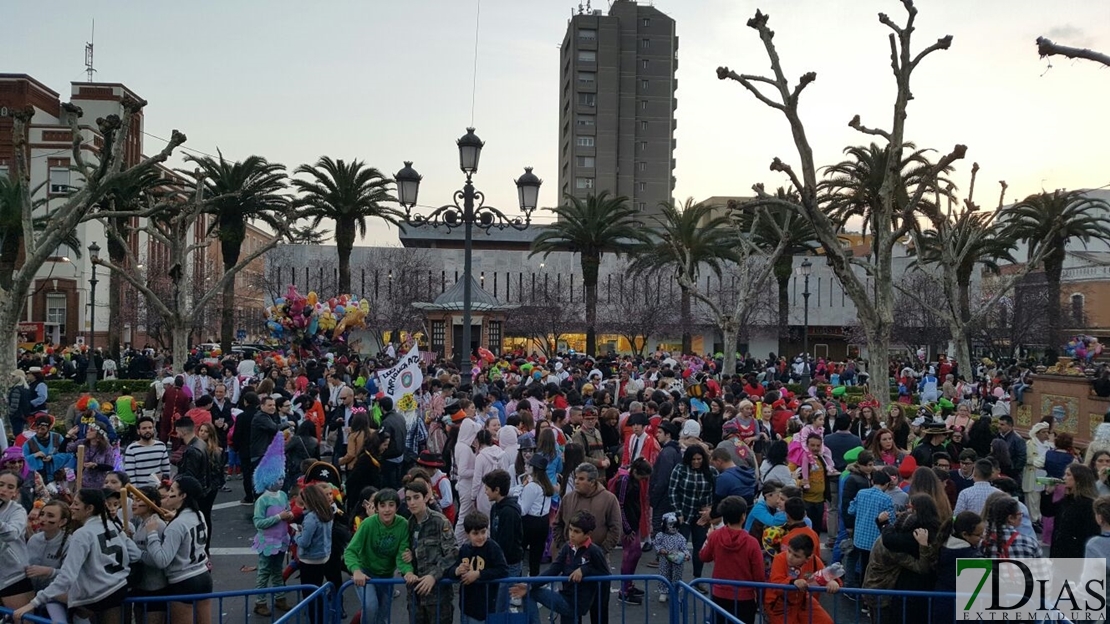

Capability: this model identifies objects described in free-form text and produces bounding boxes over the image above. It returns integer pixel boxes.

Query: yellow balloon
[307,291,319,307]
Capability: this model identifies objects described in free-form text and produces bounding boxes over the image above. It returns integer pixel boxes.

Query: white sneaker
[658,593,668,603]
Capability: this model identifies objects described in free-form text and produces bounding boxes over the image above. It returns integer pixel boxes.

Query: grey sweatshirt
[30,517,137,609]
[132,516,170,591]
[0,500,29,591]
[142,508,209,584]
[26,531,67,591]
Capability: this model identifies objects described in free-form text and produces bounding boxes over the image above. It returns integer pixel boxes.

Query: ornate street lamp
[397,128,541,384]
[798,257,812,387]
[87,241,101,390]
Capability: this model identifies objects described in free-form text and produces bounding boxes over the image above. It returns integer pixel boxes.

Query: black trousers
[242,455,254,501]
[523,514,550,576]
[299,562,328,624]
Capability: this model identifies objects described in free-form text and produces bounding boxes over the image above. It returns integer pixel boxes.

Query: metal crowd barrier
[276,583,334,624]
[0,606,52,624]
[332,574,676,624]
[125,584,327,623]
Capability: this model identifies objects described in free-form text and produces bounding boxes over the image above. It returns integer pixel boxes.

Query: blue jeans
[496,563,540,624]
[529,586,582,624]
[831,515,848,565]
[356,582,393,624]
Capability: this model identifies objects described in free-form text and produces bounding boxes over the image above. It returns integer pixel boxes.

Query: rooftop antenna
[578,2,584,15]
[84,20,96,82]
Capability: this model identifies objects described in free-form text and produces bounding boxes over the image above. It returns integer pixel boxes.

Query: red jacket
[699,526,765,600]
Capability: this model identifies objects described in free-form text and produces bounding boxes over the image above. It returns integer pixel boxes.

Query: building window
[576,136,595,147]
[578,28,597,41]
[487,321,502,354]
[637,182,646,192]
[642,18,651,27]
[641,38,650,49]
[431,320,446,354]
[0,166,8,179]
[578,93,596,107]
[637,162,646,171]
[577,115,596,126]
[576,177,595,189]
[578,50,596,63]
[49,168,70,194]
[639,120,648,130]
[46,294,66,324]
[576,156,595,168]
[639,141,647,152]
[637,202,647,211]
[577,71,595,85]
[641,79,648,90]
[641,59,649,69]
[640,100,648,110]
[1072,293,1085,324]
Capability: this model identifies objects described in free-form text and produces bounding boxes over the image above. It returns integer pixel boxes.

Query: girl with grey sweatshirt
[141,475,213,624]
[25,500,70,623]
[130,485,170,624]
[16,489,139,623]
[0,471,34,611]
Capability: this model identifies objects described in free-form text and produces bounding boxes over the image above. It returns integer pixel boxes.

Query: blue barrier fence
[276,583,334,624]
[126,584,325,623]
[0,606,52,624]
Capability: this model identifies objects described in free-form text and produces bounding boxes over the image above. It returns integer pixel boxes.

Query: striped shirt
[124,440,171,482]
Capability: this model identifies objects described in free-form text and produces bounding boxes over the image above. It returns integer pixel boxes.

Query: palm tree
[189,152,289,352]
[821,142,951,236]
[292,157,401,294]
[97,168,176,359]
[627,198,737,354]
[531,191,651,356]
[0,177,81,291]
[1003,189,1110,356]
[288,224,332,245]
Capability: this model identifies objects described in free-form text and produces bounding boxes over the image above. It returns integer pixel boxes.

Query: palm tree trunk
[680,286,692,354]
[1045,247,1066,361]
[582,252,601,356]
[336,217,355,294]
[219,236,242,353]
[106,226,127,360]
[721,317,739,376]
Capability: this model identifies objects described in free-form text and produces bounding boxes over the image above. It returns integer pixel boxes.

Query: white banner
[377,345,423,404]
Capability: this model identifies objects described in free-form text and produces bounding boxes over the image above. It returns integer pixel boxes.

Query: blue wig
[253,432,286,493]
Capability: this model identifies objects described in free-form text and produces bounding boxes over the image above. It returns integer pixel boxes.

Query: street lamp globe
[515,167,543,214]
[395,161,422,209]
[457,127,484,175]
[799,257,812,276]
[88,241,100,263]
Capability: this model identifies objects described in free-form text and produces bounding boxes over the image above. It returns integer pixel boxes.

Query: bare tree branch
[1036,36,1110,68]
[848,114,892,141]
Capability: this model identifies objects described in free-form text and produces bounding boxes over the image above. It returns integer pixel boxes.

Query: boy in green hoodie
[344,489,413,624]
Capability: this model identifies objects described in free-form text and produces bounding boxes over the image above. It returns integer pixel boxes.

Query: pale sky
[7,1,1110,245]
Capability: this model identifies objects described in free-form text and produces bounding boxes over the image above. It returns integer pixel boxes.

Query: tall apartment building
[557,0,678,218]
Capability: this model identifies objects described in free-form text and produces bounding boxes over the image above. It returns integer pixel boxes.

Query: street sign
[236,329,247,341]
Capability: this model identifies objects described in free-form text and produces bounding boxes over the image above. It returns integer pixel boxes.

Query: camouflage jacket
[408,508,458,597]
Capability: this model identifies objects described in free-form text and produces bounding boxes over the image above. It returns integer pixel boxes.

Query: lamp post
[396,127,542,386]
[798,258,812,387]
[87,241,101,391]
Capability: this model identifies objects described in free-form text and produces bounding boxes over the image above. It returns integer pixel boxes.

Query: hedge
[95,380,153,395]
[44,380,80,393]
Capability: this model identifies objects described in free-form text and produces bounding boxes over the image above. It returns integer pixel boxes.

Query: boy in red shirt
[699,496,765,624]
[764,533,839,624]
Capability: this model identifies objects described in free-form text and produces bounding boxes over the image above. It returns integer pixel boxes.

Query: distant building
[557,0,678,218]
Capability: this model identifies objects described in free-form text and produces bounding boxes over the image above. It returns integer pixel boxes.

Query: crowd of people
[4,344,1107,624]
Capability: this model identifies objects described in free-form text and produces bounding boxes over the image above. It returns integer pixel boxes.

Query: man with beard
[123,416,171,483]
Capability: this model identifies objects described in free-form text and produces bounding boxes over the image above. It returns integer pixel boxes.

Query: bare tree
[504,284,581,359]
[972,273,1052,359]
[97,176,292,369]
[598,263,680,357]
[892,272,951,356]
[128,245,220,351]
[1036,37,1110,68]
[716,1,964,405]
[2,100,185,374]
[360,248,436,349]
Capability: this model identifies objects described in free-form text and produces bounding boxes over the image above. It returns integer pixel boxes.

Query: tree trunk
[720,317,739,377]
[776,272,790,351]
[1044,247,1065,361]
[950,318,973,390]
[172,322,190,377]
[0,295,23,375]
[582,252,600,357]
[864,323,891,412]
[0,237,18,291]
[336,217,355,295]
[219,234,242,354]
[680,287,692,355]
[106,270,122,359]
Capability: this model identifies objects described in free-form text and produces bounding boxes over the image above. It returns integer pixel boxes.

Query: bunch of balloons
[263,285,370,342]
[1064,334,1104,362]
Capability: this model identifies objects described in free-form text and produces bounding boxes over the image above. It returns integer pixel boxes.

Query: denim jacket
[295,511,333,563]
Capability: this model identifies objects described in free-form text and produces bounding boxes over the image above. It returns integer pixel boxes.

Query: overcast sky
[7,0,1110,245]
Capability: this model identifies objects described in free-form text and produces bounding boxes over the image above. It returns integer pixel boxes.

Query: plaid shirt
[668,465,718,522]
[406,415,428,457]
[848,486,895,551]
[954,481,1003,516]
